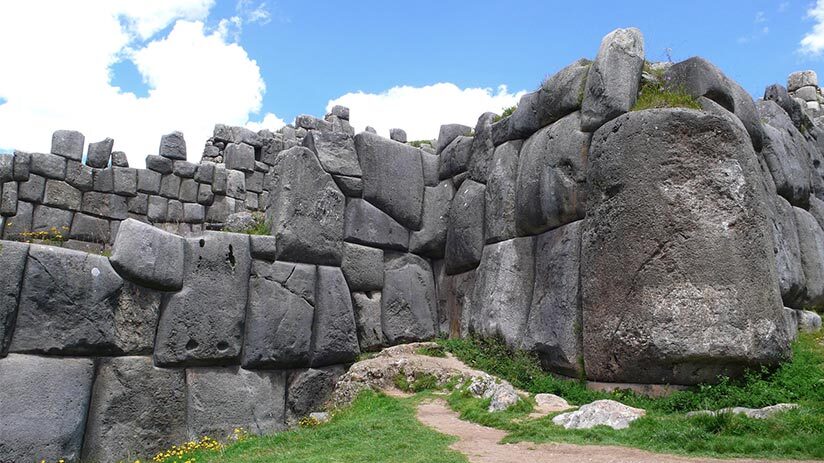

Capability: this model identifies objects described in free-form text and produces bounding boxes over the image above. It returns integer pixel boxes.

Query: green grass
[438,332,824,460]
[192,391,466,463]
[632,82,701,112]
[493,105,517,122]
[408,140,432,148]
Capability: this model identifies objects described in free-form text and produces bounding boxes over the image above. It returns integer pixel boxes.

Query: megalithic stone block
[110,218,185,291]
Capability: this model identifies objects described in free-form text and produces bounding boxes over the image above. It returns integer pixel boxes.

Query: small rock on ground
[686,403,798,420]
[552,399,645,430]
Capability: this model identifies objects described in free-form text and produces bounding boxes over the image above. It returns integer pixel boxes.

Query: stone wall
[1,27,824,462]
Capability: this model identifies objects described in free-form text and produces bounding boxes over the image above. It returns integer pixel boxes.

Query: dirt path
[416,400,816,463]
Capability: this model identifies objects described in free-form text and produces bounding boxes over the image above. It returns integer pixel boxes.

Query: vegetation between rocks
[438,332,824,459]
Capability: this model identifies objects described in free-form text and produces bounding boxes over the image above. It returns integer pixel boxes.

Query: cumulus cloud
[801,0,824,55]
[327,83,526,141]
[0,0,281,166]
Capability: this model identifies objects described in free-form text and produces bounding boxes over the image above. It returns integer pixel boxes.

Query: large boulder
[11,245,159,355]
[243,260,316,369]
[582,109,790,385]
[433,264,477,338]
[770,196,807,308]
[663,56,763,151]
[439,135,474,179]
[436,123,472,155]
[515,112,590,236]
[409,180,455,258]
[341,242,384,291]
[580,28,645,132]
[81,357,186,463]
[311,266,360,366]
[521,221,583,376]
[266,146,345,266]
[302,130,362,177]
[110,218,185,291]
[286,365,347,422]
[154,232,251,366]
[186,367,286,439]
[352,291,385,351]
[444,179,485,275]
[382,253,437,343]
[0,241,28,355]
[470,237,534,348]
[553,400,645,430]
[794,207,824,309]
[343,198,409,251]
[485,140,522,243]
[355,132,425,230]
[0,354,94,463]
[467,112,497,183]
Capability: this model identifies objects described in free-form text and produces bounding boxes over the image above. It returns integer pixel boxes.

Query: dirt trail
[416,400,816,463]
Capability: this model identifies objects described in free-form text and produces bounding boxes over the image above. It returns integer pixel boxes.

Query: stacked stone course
[1,28,824,462]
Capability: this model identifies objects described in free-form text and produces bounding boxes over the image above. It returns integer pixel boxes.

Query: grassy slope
[440,332,824,460]
[190,391,467,463]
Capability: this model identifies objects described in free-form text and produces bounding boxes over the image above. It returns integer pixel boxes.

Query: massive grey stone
[11,245,160,355]
[147,195,168,223]
[43,179,82,210]
[154,232,251,366]
[250,235,277,261]
[110,218,185,291]
[146,154,174,174]
[179,178,198,203]
[86,137,113,168]
[286,366,346,421]
[663,56,763,151]
[409,180,454,258]
[521,222,583,376]
[82,191,128,219]
[81,357,186,463]
[356,132,425,230]
[333,174,363,196]
[553,400,645,430]
[341,242,384,291]
[267,146,345,265]
[382,253,437,343]
[31,205,73,233]
[12,151,30,182]
[30,152,67,179]
[421,151,440,186]
[811,196,824,231]
[303,130,362,177]
[764,84,811,133]
[0,241,27,356]
[470,237,534,348]
[159,173,181,199]
[0,155,12,183]
[537,58,592,126]
[111,151,128,167]
[17,174,44,202]
[0,181,17,216]
[580,28,645,132]
[186,367,286,439]
[159,131,187,160]
[173,160,197,178]
[352,291,385,351]
[225,142,256,172]
[92,167,114,192]
[311,266,359,366]
[516,112,590,235]
[438,135,474,179]
[485,140,522,243]
[113,167,137,196]
[757,100,814,207]
[433,263,477,338]
[65,161,93,192]
[2,200,32,239]
[69,213,111,243]
[436,123,473,155]
[789,70,818,92]
[0,354,94,463]
[467,112,497,183]
[344,198,409,250]
[242,260,316,369]
[213,124,262,147]
[51,130,85,161]
[770,196,807,308]
[794,207,824,309]
[582,109,790,385]
[445,179,485,275]
[389,128,407,143]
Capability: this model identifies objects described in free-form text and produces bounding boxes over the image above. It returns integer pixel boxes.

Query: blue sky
[2,0,824,165]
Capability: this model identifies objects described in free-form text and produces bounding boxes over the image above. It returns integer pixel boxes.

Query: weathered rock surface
[769,196,807,308]
[81,357,186,463]
[553,400,645,430]
[580,28,644,132]
[521,222,583,376]
[582,109,790,385]
[382,253,437,343]
[0,241,27,355]
[467,375,521,412]
[445,179,485,274]
[409,180,454,258]
[356,132,424,230]
[243,260,315,369]
[110,218,185,291]
[439,135,474,179]
[343,198,409,250]
[11,245,159,355]
[159,131,187,160]
[516,112,590,235]
[794,207,824,308]
[436,124,472,155]
[287,365,347,422]
[302,130,362,177]
[485,140,522,243]
[0,354,94,463]
[341,242,384,291]
[267,146,345,265]
[51,130,85,161]
[352,291,385,351]
[186,367,286,439]
[467,112,497,183]
[758,100,814,207]
[471,237,534,348]
[687,403,798,420]
[311,266,360,366]
[154,232,251,366]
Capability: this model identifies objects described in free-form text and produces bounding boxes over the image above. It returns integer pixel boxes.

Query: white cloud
[801,0,824,55]
[246,112,286,132]
[327,83,526,141]
[0,0,279,167]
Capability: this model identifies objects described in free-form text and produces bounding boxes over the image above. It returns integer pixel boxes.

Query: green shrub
[632,81,701,112]
[493,105,517,122]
